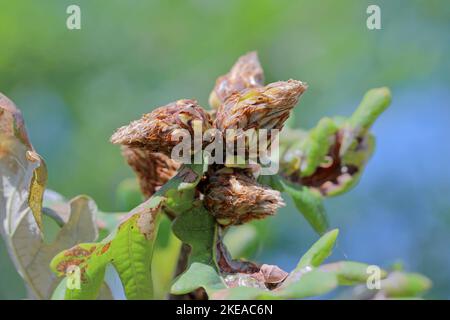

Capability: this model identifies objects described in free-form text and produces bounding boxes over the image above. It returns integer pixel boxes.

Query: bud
[121,146,180,198]
[209,51,264,109]
[111,99,212,156]
[214,79,307,133]
[204,167,285,226]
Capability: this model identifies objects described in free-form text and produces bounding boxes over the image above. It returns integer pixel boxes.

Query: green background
[0,0,449,299]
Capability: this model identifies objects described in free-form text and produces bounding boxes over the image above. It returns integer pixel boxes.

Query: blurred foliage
[0,0,449,298]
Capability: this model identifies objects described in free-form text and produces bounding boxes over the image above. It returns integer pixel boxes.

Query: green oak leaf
[51,196,164,300]
[275,269,338,299]
[283,229,338,285]
[258,175,328,234]
[296,229,338,269]
[341,87,391,155]
[380,272,432,298]
[170,203,226,296]
[280,178,329,234]
[340,271,431,299]
[320,261,388,286]
[171,262,226,296]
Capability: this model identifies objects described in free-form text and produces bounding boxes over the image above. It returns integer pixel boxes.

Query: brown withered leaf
[1,92,99,299]
[216,233,260,274]
[209,51,264,109]
[0,92,46,230]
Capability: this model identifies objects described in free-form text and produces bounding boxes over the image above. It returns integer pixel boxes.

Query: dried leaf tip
[204,167,285,226]
[110,99,212,156]
[209,51,265,109]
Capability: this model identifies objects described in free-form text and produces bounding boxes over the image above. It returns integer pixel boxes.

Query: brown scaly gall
[209,51,265,109]
[214,79,307,134]
[121,146,180,198]
[203,167,285,226]
[111,99,212,157]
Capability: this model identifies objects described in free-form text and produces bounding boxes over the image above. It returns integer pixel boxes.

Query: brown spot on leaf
[136,203,163,239]
[64,245,94,257]
[99,242,111,255]
[56,259,84,274]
